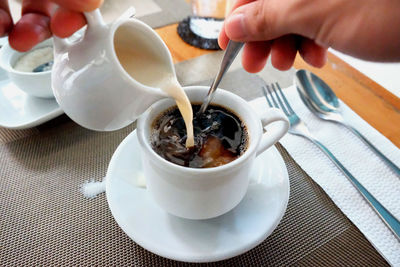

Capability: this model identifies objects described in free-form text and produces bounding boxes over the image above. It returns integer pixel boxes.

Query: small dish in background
[0,72,63,129]
[0,37,63,129]
[0,38,54,99]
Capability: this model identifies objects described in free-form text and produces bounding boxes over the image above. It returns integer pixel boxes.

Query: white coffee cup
[137,86,289,220]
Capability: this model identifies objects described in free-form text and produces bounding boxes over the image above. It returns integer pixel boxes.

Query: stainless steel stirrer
[198,41,244,114]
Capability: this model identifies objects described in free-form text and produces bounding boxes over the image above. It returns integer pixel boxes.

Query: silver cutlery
[261,82,400,240]
[295,69,400,176]
[198,41,244,114]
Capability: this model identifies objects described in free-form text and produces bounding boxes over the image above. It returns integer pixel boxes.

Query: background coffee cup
[0,38,54,98]
[137,86,289,220]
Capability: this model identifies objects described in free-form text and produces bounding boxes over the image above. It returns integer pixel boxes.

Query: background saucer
[0,70,63,129]
[106,130,290,263]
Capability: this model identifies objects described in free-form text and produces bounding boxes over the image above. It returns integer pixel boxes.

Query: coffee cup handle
[256,108,289,156]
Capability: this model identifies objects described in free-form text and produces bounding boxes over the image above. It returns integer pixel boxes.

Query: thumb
[224,0,303,42]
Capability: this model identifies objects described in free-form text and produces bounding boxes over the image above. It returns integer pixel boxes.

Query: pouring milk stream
[52,9,194,147]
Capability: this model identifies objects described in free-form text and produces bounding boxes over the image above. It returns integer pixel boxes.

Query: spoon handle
[342,124,400,176]
[299,133,400,240]
[198,41,244,114]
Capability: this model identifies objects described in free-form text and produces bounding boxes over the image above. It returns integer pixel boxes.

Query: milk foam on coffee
[114,27,194,147]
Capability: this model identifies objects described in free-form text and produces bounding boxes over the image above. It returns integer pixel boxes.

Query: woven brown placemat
[0,124,387,266]
[0,55,388,266]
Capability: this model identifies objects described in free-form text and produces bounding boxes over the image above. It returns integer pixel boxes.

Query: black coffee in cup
[150,104,248,168]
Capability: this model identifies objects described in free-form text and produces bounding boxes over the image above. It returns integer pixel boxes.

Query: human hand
[0,0,103,52]
[219,0,400,73]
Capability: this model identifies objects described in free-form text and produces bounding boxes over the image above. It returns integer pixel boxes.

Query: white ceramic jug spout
[52,8,173,131]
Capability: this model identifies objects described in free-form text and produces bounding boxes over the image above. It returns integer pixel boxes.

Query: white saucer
[106,130,290,263]
[0,71,63,129]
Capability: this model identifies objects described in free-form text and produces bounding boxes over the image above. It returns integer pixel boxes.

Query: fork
[262,82,400,240]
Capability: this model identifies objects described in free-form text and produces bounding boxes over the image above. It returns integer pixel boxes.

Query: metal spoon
[295,69,400,176]
[198,41,244,114]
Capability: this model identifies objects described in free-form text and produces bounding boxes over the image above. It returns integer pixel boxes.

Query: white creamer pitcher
[52,9,172,131]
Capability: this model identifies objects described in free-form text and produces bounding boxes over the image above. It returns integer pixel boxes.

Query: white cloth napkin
[250,85,400,266]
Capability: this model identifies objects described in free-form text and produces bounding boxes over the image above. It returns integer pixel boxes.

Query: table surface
[156,24,400,149]
[0,13,395,267]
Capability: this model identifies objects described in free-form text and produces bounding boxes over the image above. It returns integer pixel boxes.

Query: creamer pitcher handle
[84,9,106,28]
[53,36,69,53]
[53,9,105,53]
